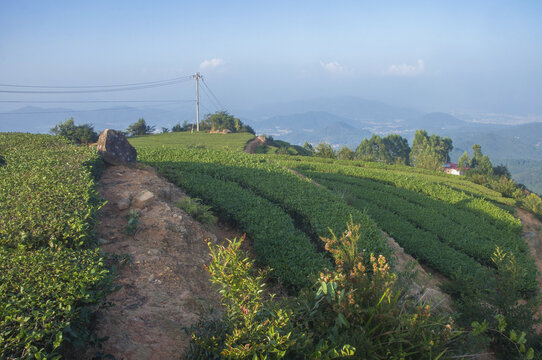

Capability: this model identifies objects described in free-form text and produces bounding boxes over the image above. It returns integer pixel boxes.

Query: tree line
[49,111,254,143]
[304,130,454,170]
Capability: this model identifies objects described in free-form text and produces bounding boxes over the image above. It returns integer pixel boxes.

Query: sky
[1,0,542,115]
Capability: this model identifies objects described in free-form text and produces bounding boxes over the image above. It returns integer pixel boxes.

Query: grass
[128,132,255,152]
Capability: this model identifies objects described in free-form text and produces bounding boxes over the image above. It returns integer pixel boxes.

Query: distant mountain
[493,122,542,148]
[239,96,421,123]
[446,122,542,162]
[250,111,371,148]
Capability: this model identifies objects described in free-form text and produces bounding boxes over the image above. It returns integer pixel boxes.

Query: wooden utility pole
[192,73,202,131]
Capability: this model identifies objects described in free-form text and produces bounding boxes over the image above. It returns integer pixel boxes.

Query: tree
[458,151,470,170]
[314,142,336,159]
[200,111,255,134]
[303,142,314,154]
[493,164,511,179]
[126,118,155,136]
[161,127,169,133]
[356,134,410,165]
[384,134,410,165]
[469,144,493,176]
[410,130,453,170]
[171,123,183,132]
[336,146,356,160]
[50,118,98,145]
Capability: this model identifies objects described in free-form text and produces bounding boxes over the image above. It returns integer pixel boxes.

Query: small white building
[442,163,464,176]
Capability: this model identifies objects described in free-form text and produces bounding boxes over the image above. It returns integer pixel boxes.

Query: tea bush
[0,133,110,359]
[0,133,104,250]
[0,246,111,359]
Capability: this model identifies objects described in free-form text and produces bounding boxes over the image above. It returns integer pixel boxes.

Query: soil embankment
[85,164,228,359]
[517,208,542,333]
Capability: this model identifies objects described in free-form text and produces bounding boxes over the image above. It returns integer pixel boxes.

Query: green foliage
[201,111,255,134]
[472,315,535,360]
[314,142,336,159]
[0,133,110,359]
[0,247,112,359]
[126,118,155,136]
[128,131,254,152]
[124,209,140,236]
[136,146,389,290]
[288,161,536,294]
[458,151,470,170]
[50,117,99,145]
[410,130,453,170]
[177,197,217,225]
[336,146,355,161]
[448,248,540,359]
[190,222,457,360]
[522,193,542,217]
[190,238,297,359]
[303,142,314,154]
[161,127,170,133]
[356,134,410,165]
[171,122,188,132]
[0,134,105,250]
[296,224,456,359]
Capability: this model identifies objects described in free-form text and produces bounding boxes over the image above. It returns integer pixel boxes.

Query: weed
[124,209,140,236]
[177,197,217,226]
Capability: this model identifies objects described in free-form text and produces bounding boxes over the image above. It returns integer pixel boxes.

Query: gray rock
[96,129,137,165]
[160,187,172,201]
[133,190,154,208]
[117,198,131,210]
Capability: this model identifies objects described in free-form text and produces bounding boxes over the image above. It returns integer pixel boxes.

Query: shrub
[0,133,111,359]
[0,246,112,359]
[178,197,217,225]
[445,247,540,359]
[189,238,297,359]
[189,221,458,360]
[50,118,99,145]
[522,193,542,217]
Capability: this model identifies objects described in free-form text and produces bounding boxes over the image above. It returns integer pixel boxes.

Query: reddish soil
[83,164,244,359]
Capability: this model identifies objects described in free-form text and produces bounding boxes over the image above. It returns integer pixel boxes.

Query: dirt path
[517,208,542,333]
[84,164,234,359]
[244,136,265,154]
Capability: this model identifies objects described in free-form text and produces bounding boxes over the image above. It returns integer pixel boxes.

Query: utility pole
[192,72,202,131]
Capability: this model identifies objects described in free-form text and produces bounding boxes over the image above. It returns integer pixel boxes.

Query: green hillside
[133,133,540,357]
[132,134,536,293]
[128,131,254,151]
[2,131,540,358]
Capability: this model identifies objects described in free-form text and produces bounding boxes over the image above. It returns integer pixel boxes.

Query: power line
[201,78,227,111]
[199,85,222,111]
[0,78,192,94]
[0,102,184,115]
[0,99,195,104]
[0,75,192,89]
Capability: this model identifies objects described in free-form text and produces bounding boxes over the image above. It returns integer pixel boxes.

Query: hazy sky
[1,0,541,115]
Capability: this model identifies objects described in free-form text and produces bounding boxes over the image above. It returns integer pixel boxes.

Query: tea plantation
[0,133,111,359]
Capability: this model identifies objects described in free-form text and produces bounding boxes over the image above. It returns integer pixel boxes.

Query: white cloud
[386,59,425,77]
[320,61,348,74]
[200,58,225,70]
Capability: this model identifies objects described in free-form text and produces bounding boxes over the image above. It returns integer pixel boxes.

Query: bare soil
[83,164,244,360]
[516,208,542,333]
[244,136,265,154]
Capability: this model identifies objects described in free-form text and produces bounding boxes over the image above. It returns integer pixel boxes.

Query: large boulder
[96,129,137,165]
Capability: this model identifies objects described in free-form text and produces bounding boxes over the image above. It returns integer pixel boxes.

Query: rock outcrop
[96,129,137,165]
